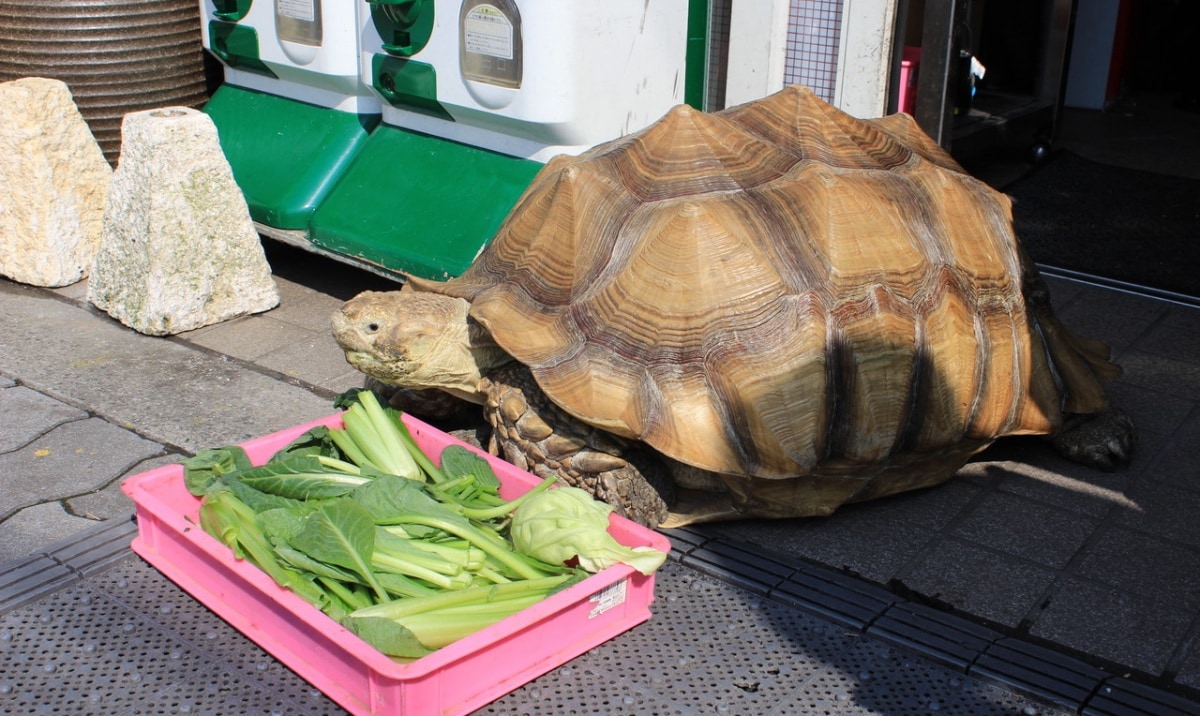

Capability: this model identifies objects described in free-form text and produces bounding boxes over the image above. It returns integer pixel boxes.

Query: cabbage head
[510,487,667,576]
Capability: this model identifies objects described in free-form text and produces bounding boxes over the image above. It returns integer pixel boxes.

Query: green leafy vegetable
[198,488,328,607]
[185,389,652,660]
[234,455,370,500]
[289,500,390,602]
[338,391,423,480]
[511,486,668,576]
[344,574,583,656]
[184,446,252,496]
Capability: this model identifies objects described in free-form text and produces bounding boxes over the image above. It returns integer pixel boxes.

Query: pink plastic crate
[122,412,669,716]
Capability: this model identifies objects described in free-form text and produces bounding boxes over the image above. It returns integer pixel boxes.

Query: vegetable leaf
[351,474,470,530]
[223,476,308,514]
[236,456,369,500]
[289,500,389,602]
[269,426,337,462]
[183,446,253,496]
[439,445,501,491]
[344,616,434,659]
[198,489,329,608]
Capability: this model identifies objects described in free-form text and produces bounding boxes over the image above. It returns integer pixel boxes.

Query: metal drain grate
[0,558,344,716]
[0,516,137,615]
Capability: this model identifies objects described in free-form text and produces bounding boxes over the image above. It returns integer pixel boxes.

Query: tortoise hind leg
[1021,258,1136,469]
[1053,406,1136,470]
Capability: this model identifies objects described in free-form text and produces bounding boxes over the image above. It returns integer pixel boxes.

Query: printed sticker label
[588,579,628,619]
[277,0,315,22]
[463,5,514,60]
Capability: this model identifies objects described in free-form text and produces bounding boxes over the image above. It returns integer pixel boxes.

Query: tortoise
[333,85,1135,528]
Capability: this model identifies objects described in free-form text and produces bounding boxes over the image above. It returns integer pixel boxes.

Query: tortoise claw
[1052,407,1137,471]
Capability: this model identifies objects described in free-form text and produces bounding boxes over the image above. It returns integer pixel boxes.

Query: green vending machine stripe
[210,0,252,22]
[309,123,542,281]
[372,55,452,120]
[685,0,710,110]
[203,85,380,230]
[208,22,276,77]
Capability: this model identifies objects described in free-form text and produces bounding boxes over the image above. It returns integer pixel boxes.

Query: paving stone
[895,537,1058,628]
[179,313,303,363]
[254,330,365,394]
[1031,576,1194,678]
[1103,379,1195,441]
[963,444,1136,519]
[1115,480,1200,549]
[63,452,183,523]
[1064,285,1173,323]
[1055,297,1158,358]
[1145,410,1200,495]
[0,287,337,452]
[709,507,940,584]
[1076,526,1200,611]
[47,278,89,303]
[1174,641,1200,692]
[0,385,87,452]
[1124,427,1174,472]
[1135,320,1200,365]
[264,276,349,330]
[992,462,1135,519]
[840,476,983,531]
[1162,303,1200,331]
[0,502,104,564]
[0,418,163,522]
[1116,351,1200,401]
[948,491,1099,568]
[1043,275,1088,310]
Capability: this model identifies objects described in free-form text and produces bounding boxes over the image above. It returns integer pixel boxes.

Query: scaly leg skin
[482,363,673,528]
[1052,406,1137,471]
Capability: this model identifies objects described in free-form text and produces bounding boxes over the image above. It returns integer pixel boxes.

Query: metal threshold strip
[1037,263,1200,310]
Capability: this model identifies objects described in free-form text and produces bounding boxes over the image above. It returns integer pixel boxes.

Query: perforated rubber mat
[0,517,1192,715]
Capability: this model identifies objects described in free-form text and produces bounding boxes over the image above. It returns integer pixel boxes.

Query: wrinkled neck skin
[426,318,512,404]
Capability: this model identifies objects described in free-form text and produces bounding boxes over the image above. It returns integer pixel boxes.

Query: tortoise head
[332,289,507,403]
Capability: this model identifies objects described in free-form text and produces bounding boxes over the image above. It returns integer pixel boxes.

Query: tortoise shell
[416,86,1110,482]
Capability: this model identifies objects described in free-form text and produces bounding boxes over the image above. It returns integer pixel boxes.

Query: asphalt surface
[2,239,1199,715]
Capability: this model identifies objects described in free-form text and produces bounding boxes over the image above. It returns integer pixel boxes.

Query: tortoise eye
[366,322,380,333]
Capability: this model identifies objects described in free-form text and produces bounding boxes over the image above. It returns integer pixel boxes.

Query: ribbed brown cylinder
[0,0,211,165]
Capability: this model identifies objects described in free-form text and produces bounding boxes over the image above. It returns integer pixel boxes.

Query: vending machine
[199,0,702,279]
[302,0,691,279]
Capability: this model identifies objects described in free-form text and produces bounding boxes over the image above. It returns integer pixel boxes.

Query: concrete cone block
[88,107,279,336]
[0,77,112,287]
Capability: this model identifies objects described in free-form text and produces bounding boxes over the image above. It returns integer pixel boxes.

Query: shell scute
[910,276,982,450]
[601,103,799,201]
[799,168,933,300]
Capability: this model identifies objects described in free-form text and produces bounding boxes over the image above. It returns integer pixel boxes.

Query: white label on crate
[463,5,514,60]
[588,579,628,619]
[277,0,315,22]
